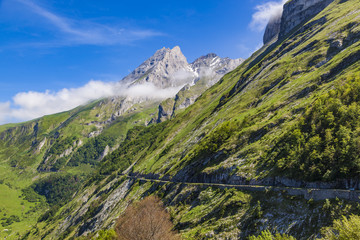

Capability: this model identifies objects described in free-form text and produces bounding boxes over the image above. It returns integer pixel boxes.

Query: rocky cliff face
[157,53,244,122]
[263,0,335,44]
[279,0,334,39]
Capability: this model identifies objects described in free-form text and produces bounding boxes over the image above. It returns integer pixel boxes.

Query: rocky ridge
[123,46,243,89]
[157,53,243,122]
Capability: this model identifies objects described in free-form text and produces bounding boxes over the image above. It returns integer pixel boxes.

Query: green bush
[1,215,20,227]
[46,136,77,157]
[321,215,360,239]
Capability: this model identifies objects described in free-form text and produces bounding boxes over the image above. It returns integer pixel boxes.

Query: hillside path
[121,174,360,202]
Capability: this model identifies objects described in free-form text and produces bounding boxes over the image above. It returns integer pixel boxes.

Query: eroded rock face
[157,98,175,123]
[191,53,243,80]
[263,0,335,44]
[279,0,334,38]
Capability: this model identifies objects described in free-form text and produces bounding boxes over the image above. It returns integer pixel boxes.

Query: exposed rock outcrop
[157,98,176,123]
[263,0,335,44]
[279,0,334,39]
[191,53,243,84]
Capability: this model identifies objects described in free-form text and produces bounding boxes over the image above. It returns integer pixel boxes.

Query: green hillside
[1,0,360,239]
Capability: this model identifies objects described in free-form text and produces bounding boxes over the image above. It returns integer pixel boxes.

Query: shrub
[115,196,180,240]
[321,215,360,239]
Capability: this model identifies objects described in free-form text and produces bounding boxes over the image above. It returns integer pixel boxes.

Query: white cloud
[0,102,11,123]
[6,0,163,46]
[250,0,287,32]
[123,83,182,99]
[171,70,197,86]
[0,80,184,124]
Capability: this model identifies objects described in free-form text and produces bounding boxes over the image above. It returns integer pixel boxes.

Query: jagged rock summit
[122,46,194,89]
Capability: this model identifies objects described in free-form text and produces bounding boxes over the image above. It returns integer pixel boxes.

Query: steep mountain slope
[18,0,360,239]
[0,47,241,239]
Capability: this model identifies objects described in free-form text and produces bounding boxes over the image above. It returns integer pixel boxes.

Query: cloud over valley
[0,80,183,124]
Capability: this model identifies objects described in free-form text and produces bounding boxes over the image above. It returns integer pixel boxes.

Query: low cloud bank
[0,80,183,124]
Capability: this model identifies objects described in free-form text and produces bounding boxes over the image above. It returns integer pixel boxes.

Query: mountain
[2,0,360,239]
[0,46,242,238]
[123,46,243,90]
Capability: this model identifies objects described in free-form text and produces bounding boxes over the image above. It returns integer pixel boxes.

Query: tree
[115,196,180,240]
[321,215,360,240]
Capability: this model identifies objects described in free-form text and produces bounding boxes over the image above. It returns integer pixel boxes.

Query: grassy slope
[0,98,159,239]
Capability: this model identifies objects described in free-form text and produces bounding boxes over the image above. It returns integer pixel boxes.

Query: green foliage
[22,187,44,203]
[197,120,240,155]
[321,215,360,240]
[51,157,67,171]
[99,123,167,175]
[67,135,115,166]
[264,77,360,181]
[248,230,296,240]
[95,229,117,240]
[47,136,77,156]
[32,174,81,206]
[254,200,263,218]
[38,205,60,222]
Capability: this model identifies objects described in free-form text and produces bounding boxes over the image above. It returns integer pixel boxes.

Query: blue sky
[0,0,285,124]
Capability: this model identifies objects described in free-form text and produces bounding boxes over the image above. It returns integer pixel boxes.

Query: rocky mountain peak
[122,46,194,89]
[191,53,243,78]
[191,53,220,69]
